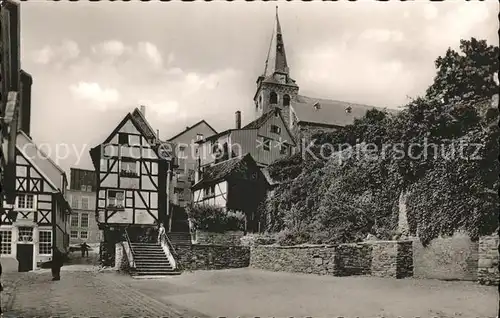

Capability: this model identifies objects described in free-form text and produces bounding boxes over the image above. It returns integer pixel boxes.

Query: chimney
[140,105,146,117]
[235,111,241,129]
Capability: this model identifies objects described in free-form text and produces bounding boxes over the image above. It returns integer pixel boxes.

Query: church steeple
[254,6,299,128]
[263,6,289,77]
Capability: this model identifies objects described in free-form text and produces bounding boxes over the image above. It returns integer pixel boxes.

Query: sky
[19,0,499,174]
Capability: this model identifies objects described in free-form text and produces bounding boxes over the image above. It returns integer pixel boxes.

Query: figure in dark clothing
[80,242,90,257]
[51,249,63,281]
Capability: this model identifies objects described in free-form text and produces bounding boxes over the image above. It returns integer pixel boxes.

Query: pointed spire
[263,6,289,78]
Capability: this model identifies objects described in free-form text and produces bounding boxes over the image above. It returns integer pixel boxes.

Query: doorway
[17,244,34,272]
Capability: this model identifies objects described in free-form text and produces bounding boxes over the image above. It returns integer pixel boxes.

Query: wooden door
[17,244,33,272]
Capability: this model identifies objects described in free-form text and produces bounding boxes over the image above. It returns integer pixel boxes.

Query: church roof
[292,95,398,127]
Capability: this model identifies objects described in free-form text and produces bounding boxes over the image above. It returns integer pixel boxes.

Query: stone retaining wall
[195,230,244,246]
[334,243,372,276]
[478,234,499,285]
[250,241,413,278]
[250,245,337,275]
[370,241,413,278]
[174,244,250,270]
[412,234,479,281]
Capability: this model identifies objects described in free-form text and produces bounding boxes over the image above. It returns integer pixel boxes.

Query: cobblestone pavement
[1,266,208,318]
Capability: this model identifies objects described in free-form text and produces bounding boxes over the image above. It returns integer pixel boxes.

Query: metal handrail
[124,228,135,256]
[160,232,178,258]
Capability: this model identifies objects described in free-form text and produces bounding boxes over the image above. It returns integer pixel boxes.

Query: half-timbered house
[0,131,71,272]
[192,153,268,232]
[89,106,175,245]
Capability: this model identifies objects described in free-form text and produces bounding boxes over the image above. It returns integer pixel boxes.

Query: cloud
[360,29,405,43]
[31,40,80,65]
[91,40,127,57]
[137,42,163,68]
[69,82,120,107]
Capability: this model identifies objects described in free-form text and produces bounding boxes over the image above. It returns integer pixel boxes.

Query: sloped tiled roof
[167,120,217,141]
[292,95,398,127]
[131,108,157,141]
[192,154,255,190]
[243,108,277,129]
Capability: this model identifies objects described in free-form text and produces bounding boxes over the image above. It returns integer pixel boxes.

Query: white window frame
[80,231,88,239]
[38,230,52,256]
[72,196,79,209]
[70,230,79,239]
[107,189,125,208]
[120,160,139,175]
[70,215,79,227]
[81,197,89,210]
[15,194,37,211]
[80,213,89,228]
[0,230,12,255]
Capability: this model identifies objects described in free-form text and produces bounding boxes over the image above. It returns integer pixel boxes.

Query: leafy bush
[187,204,245,233]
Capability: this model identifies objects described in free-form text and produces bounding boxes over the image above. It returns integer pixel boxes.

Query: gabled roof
[292,95,398,127]
[192,153,257,190]
[131,108,158,142]
[90,107,176,170]
[167,120,218,141]
[243,107,296,146]
[16,130,67,192]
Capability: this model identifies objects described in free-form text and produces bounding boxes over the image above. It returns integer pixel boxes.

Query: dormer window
[345,106,352,114]
[270,125,281,134]
[196,133,204,141]
[313,102,321,110]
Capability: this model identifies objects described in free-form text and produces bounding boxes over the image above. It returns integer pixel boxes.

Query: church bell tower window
[270,92,278,105]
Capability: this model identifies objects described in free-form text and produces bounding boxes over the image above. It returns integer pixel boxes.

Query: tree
[426,38,499,104]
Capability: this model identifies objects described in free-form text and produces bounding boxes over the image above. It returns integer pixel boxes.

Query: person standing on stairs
[157,223,166,243]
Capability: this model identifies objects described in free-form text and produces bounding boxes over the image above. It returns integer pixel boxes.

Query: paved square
[2,266,497,318]
[1,266,207,318]
[122,268,499,318]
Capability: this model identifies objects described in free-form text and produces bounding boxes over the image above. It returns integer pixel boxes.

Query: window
[18,227,33,242]
[280,144,289,155]
[86,185,92,192]
[70,215,79,227]
[120,159,138,176]
[0,230,12,254]
[270,92,278,104]
[81,197,89,210]
[72,197,79,209]
[16,194,36,210]
[204,185,216,197]
[39,231,52,255]
[196,133,204,141]
[283,94,291,106]
[80,231,88,239]
[107,190,125,208]
[270,125,281,134]
[118,133,129,145]
[263,138,271,151]
[70,230,79,239]
[80,185,86,191]
[80,213,89,228]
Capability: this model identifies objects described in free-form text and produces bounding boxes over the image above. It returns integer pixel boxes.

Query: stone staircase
[130,242,180,276]
[167,232,192,246]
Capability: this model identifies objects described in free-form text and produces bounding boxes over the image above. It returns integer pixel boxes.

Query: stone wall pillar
[478,234,499,285]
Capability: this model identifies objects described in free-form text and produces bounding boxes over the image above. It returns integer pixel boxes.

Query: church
[191,8,392,231]
[254,7,394,143]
